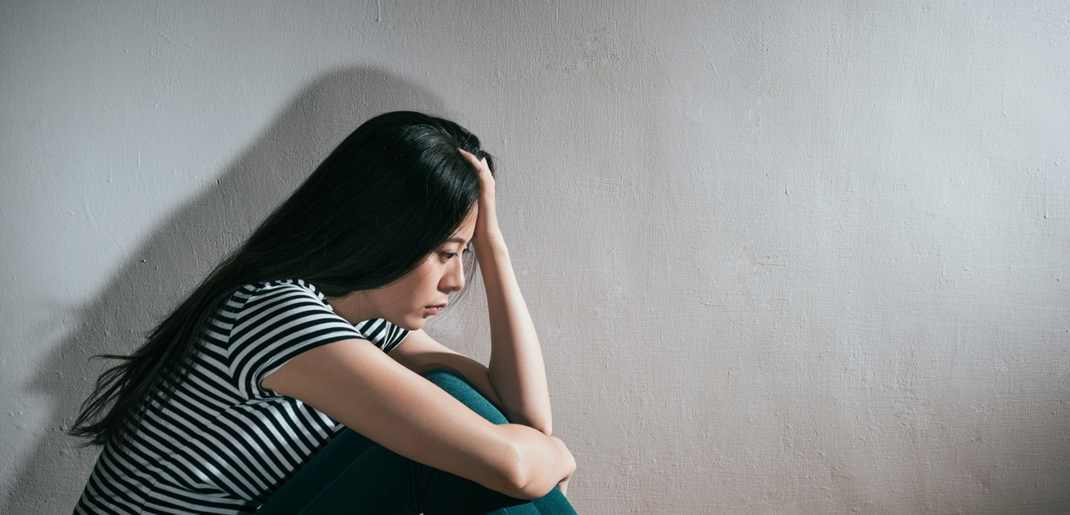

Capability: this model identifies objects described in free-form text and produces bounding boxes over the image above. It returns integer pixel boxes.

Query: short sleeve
[354,318,409,354]
[227,281,365,398]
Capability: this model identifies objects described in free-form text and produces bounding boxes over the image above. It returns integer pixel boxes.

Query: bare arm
[262,339,574,499]
[389,328,504,409]
[460,150,554,436]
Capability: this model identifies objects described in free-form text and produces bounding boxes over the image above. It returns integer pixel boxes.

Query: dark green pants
[257,368,577,514]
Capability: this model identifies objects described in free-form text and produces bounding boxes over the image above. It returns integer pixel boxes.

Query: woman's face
[332,208,477,330]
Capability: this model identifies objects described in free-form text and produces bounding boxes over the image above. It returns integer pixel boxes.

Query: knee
[420,368,508,425]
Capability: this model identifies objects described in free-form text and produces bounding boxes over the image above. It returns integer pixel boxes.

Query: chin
[390,316,427,332]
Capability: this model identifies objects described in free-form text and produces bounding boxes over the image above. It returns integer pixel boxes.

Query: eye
[440,251,458,260]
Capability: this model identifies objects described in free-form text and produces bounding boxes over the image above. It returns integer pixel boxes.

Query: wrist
[474,230,507,254]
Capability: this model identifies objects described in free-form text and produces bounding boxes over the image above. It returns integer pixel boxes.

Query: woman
[70,111,577,514]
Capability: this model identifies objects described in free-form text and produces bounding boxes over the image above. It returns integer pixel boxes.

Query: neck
[326,292,373,324]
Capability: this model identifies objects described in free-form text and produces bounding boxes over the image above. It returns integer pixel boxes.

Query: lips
[426,303,447,315]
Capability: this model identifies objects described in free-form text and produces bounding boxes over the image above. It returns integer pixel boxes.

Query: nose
[441,257,465,292]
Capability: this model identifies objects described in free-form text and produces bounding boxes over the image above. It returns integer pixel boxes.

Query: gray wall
[2,1,1068,513]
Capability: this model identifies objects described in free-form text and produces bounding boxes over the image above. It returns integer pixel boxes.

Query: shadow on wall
[4,67,445,514]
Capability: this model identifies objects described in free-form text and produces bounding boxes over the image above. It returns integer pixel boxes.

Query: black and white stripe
[74,280,409,514]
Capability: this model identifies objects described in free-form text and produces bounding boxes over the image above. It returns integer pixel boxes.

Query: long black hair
[70,111,495,448]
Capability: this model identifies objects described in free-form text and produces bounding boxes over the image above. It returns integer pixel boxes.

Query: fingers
[458,147,501,244]
[557,476,570,496]
[551,436,575,497]
[457,147,481,164]
[458,148,492,178]
[458,148,495,207]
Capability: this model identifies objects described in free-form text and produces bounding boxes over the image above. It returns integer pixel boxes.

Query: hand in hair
[459,148,503,248]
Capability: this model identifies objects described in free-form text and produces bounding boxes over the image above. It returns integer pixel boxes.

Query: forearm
[477,236,553,435]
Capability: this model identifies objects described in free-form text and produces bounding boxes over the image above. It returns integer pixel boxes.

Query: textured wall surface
[2,1,1068,513]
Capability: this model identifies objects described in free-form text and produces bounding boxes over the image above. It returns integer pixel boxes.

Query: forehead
[445,207,477,243]
[457,207,478,234]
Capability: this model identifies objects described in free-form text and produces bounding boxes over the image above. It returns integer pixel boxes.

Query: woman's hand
[553,436,574,496]
[459,149,503,248]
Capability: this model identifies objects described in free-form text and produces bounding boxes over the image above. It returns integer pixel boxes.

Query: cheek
[403,261,442,296]
[420,269,444,293]
[375,274,424,304]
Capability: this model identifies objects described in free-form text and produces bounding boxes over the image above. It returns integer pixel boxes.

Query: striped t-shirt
[74,280,409,514]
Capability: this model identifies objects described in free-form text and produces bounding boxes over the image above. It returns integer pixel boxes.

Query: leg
[257,368,576,515]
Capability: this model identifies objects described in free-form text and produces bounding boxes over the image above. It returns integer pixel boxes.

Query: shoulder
[227,279,331,321]
[230,280,408,352]
[234,279,327,308]
[227,279,357,343]
[224,280,363,395]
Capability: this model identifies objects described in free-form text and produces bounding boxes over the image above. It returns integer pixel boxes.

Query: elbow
[531,416,552,437]
[491,442,554,500]
[501,468,536,500]
[505,408,552,437]
[483,424,572,500]
[520,417,552,438]
[495,444,539,499]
